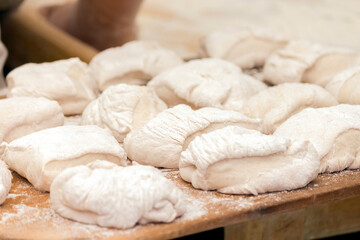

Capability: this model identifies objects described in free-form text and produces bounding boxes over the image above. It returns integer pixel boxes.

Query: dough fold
[0,160,12,205]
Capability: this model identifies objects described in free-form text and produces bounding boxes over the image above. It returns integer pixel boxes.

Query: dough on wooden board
[124,104,266,168]
[199,27,288,69]
[241,83,338,133]
[6,58,98,115]
[179,126,320,195]
[50,161,185,229]
[89,40,184,91]
[0,97,64,143]
[148,58,266,110]
[264,40,358,86]
[81,84,167,142]
[0,125,129,191]
[274,104,360,173]
[0,160,12,205]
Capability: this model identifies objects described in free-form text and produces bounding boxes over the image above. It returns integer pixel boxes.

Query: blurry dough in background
[264,40,358,86]
[6,58,98,115]
[90,41,184,91]
[148,58,266,110]
[124,104,265,168]
[0,125,129,192]
[179,126,319,195]
[64,115,82,126]
[0,97,64,143]
[0,160,12,205]
[81,84,167,142]
[326,66,360,104]
[241,83,338,133]
[274,104,360,173]
[199,27,288,69]
[51,161,185,229]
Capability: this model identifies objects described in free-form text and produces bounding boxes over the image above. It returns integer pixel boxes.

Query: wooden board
[0,169,359,240]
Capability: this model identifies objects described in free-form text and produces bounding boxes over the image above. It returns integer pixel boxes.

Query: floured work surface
[0,170,359,240]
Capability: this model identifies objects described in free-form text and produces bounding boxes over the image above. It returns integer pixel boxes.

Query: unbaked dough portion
[325,66,360,104]
[89,41,184,91]
[274,104,360,173]
[241,83,338,133]
[50,161,185,229]
[0,97,64,143]
[6,58,98,115]
[148,58,266,110]
[81,84,167,142]
[179,126,319,195]
[0,160,12,205]
[264,40,358,86]
[199,27,288,69]
[0,125,128,191]
[124,104,265,168]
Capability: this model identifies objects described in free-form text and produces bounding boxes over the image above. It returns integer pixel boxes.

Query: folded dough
[179,126,319,195]
[264,40,358,86]
[0,125,128,191]
[6,58,98,115]
[274,105,360,173]
[199,27,287,69]
[81,84,167,142]
[0,97,64,143]
[241,83,338,133]
[50,161,185,229]
[89,40,184,91]
[326,66,360,104]
[0,160,12,205]
[124,105,265,168]
[148,58,266,110]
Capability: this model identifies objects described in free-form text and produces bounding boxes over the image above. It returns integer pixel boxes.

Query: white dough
[200,27,288,69]
[0,160,12,205]
[81,84,167,142]
[274,104,360,173]
[124,105,265,168]
[0,125,128,191]
[179,126,320,195]
[50,161,185,229]
[0,97,64,143]
[89,41,184,91]
[6,58,98,115]
[241,83,338,133]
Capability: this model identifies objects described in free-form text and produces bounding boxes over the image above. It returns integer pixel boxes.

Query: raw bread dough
[50,161,185,229]
[0,125,129,191]
[241,83,338,133]
[0,97,64,143]
[124,104,265,168]
[6,58,98,115]
[274,104,360,173]
[0,160,12,205]
[81,84,167,142]
[264,40,358,86]
[199,27,287,69]
[148,58,266,110]
[64,115,82,126]
[89,41,184,91]
[179,126,319,195]
[326,66,360,104]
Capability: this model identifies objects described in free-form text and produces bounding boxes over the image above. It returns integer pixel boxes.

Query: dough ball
[124,104,265,168]
[264,40,358,86]
[179,126,319,195]
[90,41,184,91]
[81,84,167,142]
[199,27,287,69]
[241,83,338,133]
[0,97,64,143]
[148,58,266,110]
[50,161,185,229]
[274,104,360,173]
[6,58,98,115]
[0,125,128,191]
[0,160,12,205]
[326,66,360,104]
